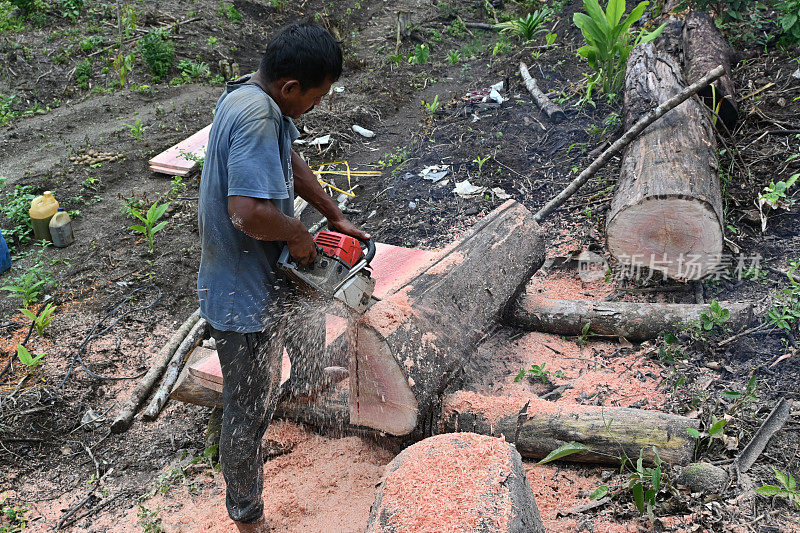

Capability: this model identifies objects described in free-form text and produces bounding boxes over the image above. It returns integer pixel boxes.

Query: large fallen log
[366,433,545,533]
[441,391,698,465]
[683,11,738,131]
[606,43,723,280]
[350,200,545,436]
[510,295,754,342]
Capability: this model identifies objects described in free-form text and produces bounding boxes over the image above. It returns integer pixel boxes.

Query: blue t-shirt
[198,78,300,333]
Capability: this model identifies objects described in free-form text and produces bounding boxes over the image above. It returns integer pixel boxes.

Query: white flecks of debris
[420,165,450,182]
[352,125,375,138]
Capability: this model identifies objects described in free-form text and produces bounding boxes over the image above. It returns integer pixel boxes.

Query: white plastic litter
[490,81,504,91]
[491,187,511,200]
[352,125,375,138]
[421,165,450,182]
[488,88,504,104]
[453,180,488,198]
[793,68,800,80]
[309,135,331,146]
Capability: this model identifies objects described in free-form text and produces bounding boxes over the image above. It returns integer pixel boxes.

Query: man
[197,21,368,532]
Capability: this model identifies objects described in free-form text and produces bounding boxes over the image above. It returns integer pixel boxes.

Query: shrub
[495,10,550,41]
[139,28,175,82]
[60,0,83,21]
[75,58,91,90]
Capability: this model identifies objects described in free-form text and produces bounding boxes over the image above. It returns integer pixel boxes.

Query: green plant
[387,53,404,66]
[0,181,35,252]
[207,36,218,47]
[139,28,175,83]
[179,149,205,171]
[767,260,800,330]
[269,0,286,8]
[449,17,467,37]
[697,299,730,332]
[0,2,25,32]
[118,3,138,38]
[757,173,797,231]
[113,52,135,88]
[576,321,593,347]
[756,468,800,510]
[514,362,565,384]
[218,1,241,22]
[410,44,430,64]
[545,31,557,45]
[492,38,512,56]
[422,95,440,115]
[626,448,664,519]
[473,155,490,176]
[19,302,56,337]
[446,49,461,65]
[495,10,550,41]
[125,118,145,140]
[378,147,408,172]
[178,59,210,81]
[722,374,758,411]
[1,267,52,305]
[778,1,800,45]
[573,0,665,100]
[1,495,28,532]
[16,344,45,369]
[657,332,686,363]
[137,505,165,533]
[60,0,83,21]
[128,201,170,253]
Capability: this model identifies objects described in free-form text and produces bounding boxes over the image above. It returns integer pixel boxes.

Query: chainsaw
[278,231,376,314]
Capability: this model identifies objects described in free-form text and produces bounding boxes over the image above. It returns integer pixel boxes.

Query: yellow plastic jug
[29,191,59,242]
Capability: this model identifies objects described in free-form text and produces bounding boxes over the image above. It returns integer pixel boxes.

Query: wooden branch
[110,309,200,433]
[509,295,754,342]
[142,318,207,420]
[519,62,566,124]
[533,63,725,223]
[463,21,496,31]
[735,397,793,473]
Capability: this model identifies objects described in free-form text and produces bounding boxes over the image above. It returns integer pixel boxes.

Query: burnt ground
[0,0,799,531]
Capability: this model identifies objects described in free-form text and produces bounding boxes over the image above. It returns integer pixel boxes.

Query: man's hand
[287,228,317,265]
[327,217,370,241]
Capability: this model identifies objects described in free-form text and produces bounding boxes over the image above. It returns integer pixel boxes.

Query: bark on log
[366,433,545,533]
[350,200,545,436]
[606,43,723,280]
[171,346,222,407]
[110,309,201,433]
[520,62,566,123]
[142,318,207,420]
[684,11,738,131]
[510,295,753,342]
[441,391,698,465]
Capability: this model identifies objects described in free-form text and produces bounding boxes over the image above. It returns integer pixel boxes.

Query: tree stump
[606,43,723,280]
[365,433,544,533]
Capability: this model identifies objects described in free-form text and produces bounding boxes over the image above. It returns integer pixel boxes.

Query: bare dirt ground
[1,0,800,531]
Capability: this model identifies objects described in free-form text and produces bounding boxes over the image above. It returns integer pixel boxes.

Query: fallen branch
[534,64,725,222]
[111,309,200,433]
[142,318,207,420]
[735,397,793,473]
[519,62,566,123]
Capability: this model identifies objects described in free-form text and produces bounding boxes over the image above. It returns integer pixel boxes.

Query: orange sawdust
[373,433,514,533]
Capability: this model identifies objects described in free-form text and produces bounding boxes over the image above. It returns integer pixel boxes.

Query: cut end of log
[607,196,723,280]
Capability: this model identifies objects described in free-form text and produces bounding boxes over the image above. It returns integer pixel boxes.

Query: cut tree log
[142,318,207,420]
[684,11,738,131]
[606,43,723,280]
[366,433,545,533]
[148,124,211,176]
[509,295,754,342]
[110,309,200,433]
[350,200,545,436]
[520,62,566,123]
[441,391,698,465]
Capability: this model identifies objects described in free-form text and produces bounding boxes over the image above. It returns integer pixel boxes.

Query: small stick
[519,62,566,124]
[142,318,207,420]
[534,65,726,222]
[735,397,793,472]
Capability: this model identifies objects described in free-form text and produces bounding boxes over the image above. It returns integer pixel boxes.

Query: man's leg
[282,297,332,398]
[214,324,283,529]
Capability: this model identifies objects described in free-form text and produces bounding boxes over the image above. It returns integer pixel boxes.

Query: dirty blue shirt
[198,79,300,333]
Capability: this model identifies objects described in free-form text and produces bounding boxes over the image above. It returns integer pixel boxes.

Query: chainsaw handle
[360,238,376,265]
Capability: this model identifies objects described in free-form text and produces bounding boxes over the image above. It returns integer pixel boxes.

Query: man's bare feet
[233,516,270,533]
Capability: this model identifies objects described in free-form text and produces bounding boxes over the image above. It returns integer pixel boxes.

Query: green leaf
[687,427,701,439]
[755,485,784,496]
[17,344,32,365]
[573,13,606,48]
[774,468,791,490]
[582,0,612,33]
[722,390,743,399]
[151,220,169,234]
[709,418,726,437]
[664,332,677,344]
[632,482,645,513]
[639,23,666,44]
[130,224,147,234]
[614,1,648,42]
[606,0,626,26]
[19,308,36,321]
[651,466,661,492]
[514,369,526,382]
[590,485,610,500]
[536,442,589,464]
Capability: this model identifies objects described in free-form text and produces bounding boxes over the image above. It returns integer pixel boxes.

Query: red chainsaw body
[314,231,364,267]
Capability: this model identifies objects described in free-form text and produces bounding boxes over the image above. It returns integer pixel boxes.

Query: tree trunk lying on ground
[111,309,201,433]
[509,295,754,342]
[441,391,698,465]
[366,433,544,533]
[606,43,723,280]
[349,200,545,436]
[684,10,738,131]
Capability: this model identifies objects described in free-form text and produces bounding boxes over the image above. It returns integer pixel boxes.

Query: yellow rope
[311,161,381,198]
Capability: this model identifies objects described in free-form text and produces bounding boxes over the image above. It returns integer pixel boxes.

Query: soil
[1,0,800,532]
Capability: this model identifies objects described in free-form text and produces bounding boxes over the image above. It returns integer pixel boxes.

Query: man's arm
[227,195,317,264]
[291,151,370,240]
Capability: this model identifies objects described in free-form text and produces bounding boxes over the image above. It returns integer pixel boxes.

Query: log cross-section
[606,43,723,280]
[350,200,545,436]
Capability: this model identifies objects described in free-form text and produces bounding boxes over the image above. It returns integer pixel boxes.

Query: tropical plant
[422,95,440,115]
[1,268,51,305]
[16,344,45,368]
[778,0,800,45]
[446,49,461,65]
[757,467,800,510]
[698,299,730,332]
[113,52,135,88]
[573,0,665,99]
[410,44,430,64]
[19,302,56,337]
[126,118,145,140]
[140,28,175,82]
[757,173,797,231]
[495,10,550,41]
[178,59,210,81]
[129,201,170,253]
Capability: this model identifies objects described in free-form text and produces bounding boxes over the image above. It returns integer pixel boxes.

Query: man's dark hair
[260,21,342,90]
